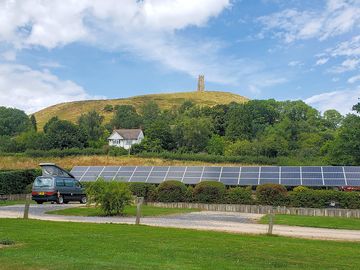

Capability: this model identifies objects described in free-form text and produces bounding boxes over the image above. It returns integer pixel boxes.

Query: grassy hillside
[34,91,248,129]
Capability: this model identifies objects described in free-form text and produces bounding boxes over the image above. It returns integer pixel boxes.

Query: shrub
[128,182,156,202]
[184,186,194,202]
[193,181,225,203]
[157,181,187,202]
[226,187,254,204]
[256,184,288,206]
[0,169,41,194]
[108,146,128,156]
[86,179,132,216]
[292,186,310,193]
[99,181,132,216]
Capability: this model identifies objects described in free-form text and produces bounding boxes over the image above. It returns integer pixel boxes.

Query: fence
[148,202,360,218]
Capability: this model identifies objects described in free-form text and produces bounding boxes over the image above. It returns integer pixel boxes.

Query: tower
[197,75,205,92]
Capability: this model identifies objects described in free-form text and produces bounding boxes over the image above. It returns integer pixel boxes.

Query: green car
[32,163,87,204]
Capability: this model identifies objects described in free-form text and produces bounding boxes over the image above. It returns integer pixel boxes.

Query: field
[0,219,359,270]
[260,214,360,230]
[0,155,249,170]
[46,205,199,217]
[34,91,248,130]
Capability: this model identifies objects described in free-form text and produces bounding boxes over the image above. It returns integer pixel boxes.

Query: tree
[145,120,174,150]
[77,110,105,141]
[327,114,360,165]
[15,131,47,150]
[353,99,360,113]
[30,115,37,131]
[323,110,343,129]
[0,106,31,136]
[43,116,59,133]
[206,135,225,155]
[140,101,160,130]
[172,117,213,152]
[44,119,88,149]
[110,105,142,129]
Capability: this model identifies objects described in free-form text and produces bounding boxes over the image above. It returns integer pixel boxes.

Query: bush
[0,169,41,194]
[108,146,128,156]
[86,179,132,216]
[226,187,254,204]
[289,189,360,209]
[128,182,156,202]
[193,181,225,203]
[184,186,194,202]
[157,181,187,202]
[256,184,288,206]
[24,148,107,157]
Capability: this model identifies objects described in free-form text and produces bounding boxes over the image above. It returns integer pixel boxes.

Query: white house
[108,129,144,150]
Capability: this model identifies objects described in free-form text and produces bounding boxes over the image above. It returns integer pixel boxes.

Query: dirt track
[1,204,360,242]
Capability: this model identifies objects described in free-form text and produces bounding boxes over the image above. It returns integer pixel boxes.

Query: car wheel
[36,201,43,204]
[57,195,64,204]
[80,196,87,204]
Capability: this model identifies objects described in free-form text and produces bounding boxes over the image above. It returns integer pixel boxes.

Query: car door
[63,178,75,201]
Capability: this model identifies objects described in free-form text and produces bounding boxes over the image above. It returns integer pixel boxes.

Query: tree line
[0,98,359,165]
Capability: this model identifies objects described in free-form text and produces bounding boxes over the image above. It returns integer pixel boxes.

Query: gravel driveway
[1,203,360,242]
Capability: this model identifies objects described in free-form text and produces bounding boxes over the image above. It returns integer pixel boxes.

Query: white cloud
[329,58,360,73]
[348,74,360,83]
[0,63,103,113]
[305,87,360,114]
[39,61,64,68]
[288,60,303,67]
[316,58,329,65]
[258,0,360,42]
[1,50,16,61]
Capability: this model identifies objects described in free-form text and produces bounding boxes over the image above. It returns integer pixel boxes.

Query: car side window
[75,181,82,188]
[56,179,65,187]
[64,179,75,187]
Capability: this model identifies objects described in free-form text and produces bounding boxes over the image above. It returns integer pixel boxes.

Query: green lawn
[0,219,360,269]
[260,214,360,230]
[46,205,199,217]
[0,200,30,206]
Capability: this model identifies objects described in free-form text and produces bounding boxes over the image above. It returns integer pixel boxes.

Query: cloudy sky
[0,0,359,114]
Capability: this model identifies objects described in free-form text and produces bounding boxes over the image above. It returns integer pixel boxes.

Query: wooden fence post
[23,194,32,219]
[267,207,275,235]
[135,197,144,225]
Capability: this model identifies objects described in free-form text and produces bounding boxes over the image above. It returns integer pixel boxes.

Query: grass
[0,155,252,170]
[34,91,248,130]
[46,205,199,217]
[260,214,360,230]
[0,219,359,269]
[0,200,30,206]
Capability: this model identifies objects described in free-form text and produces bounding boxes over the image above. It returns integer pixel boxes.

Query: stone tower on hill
[197,75,205,92]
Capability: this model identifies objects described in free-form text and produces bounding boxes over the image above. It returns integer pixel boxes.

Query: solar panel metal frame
[70,166,360,187]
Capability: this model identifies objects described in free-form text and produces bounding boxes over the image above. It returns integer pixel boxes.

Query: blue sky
[0,0,359,114]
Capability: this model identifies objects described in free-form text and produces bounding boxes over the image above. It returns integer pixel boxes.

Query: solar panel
[70,166,360,187]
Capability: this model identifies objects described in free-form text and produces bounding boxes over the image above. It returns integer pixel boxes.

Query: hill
[34,91,248,129]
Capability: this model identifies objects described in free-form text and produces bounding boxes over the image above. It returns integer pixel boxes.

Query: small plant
[0,239,15,245]
[226,187,254,204]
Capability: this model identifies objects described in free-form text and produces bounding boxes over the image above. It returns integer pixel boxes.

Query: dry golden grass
[34,91,248,130]
[0,155,250,170]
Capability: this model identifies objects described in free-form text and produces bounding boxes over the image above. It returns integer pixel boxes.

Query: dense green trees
[110,105,142,129]
[0,107,31,136]
[1,97,360,166]
[78,110,105,141]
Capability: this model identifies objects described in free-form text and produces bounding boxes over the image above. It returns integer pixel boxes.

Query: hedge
[256,184,288,206]
[226,187,254,205]
[0,169,41,194]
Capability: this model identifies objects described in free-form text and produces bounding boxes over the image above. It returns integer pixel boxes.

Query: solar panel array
[70,166,360,187]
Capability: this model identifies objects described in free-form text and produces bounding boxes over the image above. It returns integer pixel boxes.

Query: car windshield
[34,177,54,188]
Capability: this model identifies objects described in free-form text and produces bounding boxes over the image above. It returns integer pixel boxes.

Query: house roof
[111,129,143,140]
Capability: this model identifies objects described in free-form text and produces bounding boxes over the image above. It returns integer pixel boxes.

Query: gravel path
[1,204,360,242]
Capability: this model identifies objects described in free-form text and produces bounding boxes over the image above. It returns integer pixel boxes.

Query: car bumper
[32,195,58,202]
